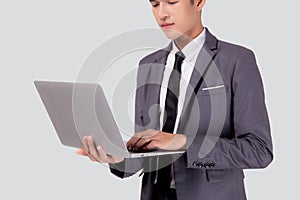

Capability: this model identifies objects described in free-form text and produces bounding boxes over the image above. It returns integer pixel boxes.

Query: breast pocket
[197,84,227,97]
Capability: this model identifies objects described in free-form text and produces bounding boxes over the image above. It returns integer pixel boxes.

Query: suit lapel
[177,29,219,132]
[151,43,172,99]
[143,43,172,130]
[143,29,219,132]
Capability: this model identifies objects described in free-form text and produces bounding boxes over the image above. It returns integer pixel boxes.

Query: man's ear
[195,0,206,11]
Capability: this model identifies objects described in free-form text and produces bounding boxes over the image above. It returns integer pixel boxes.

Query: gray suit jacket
[110,28,273,200]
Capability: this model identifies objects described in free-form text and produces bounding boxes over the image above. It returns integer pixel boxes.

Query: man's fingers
[126,131,147,148]
[82,136,102,162]
[87,154,98,162]
[82,136,89,152]
[134,137,152,149]
[96,146,111,162]
[81,136,97,161]
[76,148,88,156]
[127,129,159,149]
[86,136,102,160]
[78,136,124,163]
[77,148,98,162]
[97,146,125,163]
[144,140,159,150]
[127,136,141,149]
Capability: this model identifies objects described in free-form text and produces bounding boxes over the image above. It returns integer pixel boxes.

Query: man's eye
[152,3,159,7]
[168,1,178,5]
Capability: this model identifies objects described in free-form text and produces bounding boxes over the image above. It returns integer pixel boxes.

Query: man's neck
[174,26,204,50]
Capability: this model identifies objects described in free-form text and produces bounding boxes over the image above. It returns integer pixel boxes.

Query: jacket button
[208,163,215,168]
[192,161,199,167]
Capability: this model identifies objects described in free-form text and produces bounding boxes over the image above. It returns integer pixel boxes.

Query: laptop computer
[34,80,185,158]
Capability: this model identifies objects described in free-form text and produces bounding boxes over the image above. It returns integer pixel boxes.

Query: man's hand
[76,136,124,163]
[126,129,186,151]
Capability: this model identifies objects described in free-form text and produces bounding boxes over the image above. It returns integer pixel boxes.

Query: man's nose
[158,4,169,20]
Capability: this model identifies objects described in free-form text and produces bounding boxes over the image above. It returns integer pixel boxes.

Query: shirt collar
[171,28,206,63]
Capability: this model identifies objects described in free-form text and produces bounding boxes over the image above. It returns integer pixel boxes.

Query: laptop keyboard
[128,148,157,153]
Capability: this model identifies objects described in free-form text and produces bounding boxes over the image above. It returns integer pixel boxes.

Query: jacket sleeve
[186,49,273,169]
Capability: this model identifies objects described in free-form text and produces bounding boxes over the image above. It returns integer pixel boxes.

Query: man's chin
[162,29,182,40]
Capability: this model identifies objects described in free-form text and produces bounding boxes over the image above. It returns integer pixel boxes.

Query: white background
[0,0,299,199]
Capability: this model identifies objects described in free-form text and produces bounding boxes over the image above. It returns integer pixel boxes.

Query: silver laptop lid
[34,81,130,157]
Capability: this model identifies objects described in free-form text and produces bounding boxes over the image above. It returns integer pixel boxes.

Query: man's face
[150,0,203,40]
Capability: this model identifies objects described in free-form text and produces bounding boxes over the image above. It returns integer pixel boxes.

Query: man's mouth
[161,23,174,28]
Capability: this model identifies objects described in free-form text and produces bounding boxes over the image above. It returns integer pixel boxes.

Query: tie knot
[173,51,185,72]
[175,51,185,62]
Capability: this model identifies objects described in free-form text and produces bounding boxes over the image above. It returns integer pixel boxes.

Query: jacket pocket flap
[206,169,244,183]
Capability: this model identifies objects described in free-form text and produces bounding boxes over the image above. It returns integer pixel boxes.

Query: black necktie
[157,51,185,188]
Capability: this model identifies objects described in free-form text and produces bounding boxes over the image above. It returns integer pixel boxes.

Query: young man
[77,0,273,199]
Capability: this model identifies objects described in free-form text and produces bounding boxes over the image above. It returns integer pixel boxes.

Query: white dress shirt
[158,28,206,188]
[159,29,206,133]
